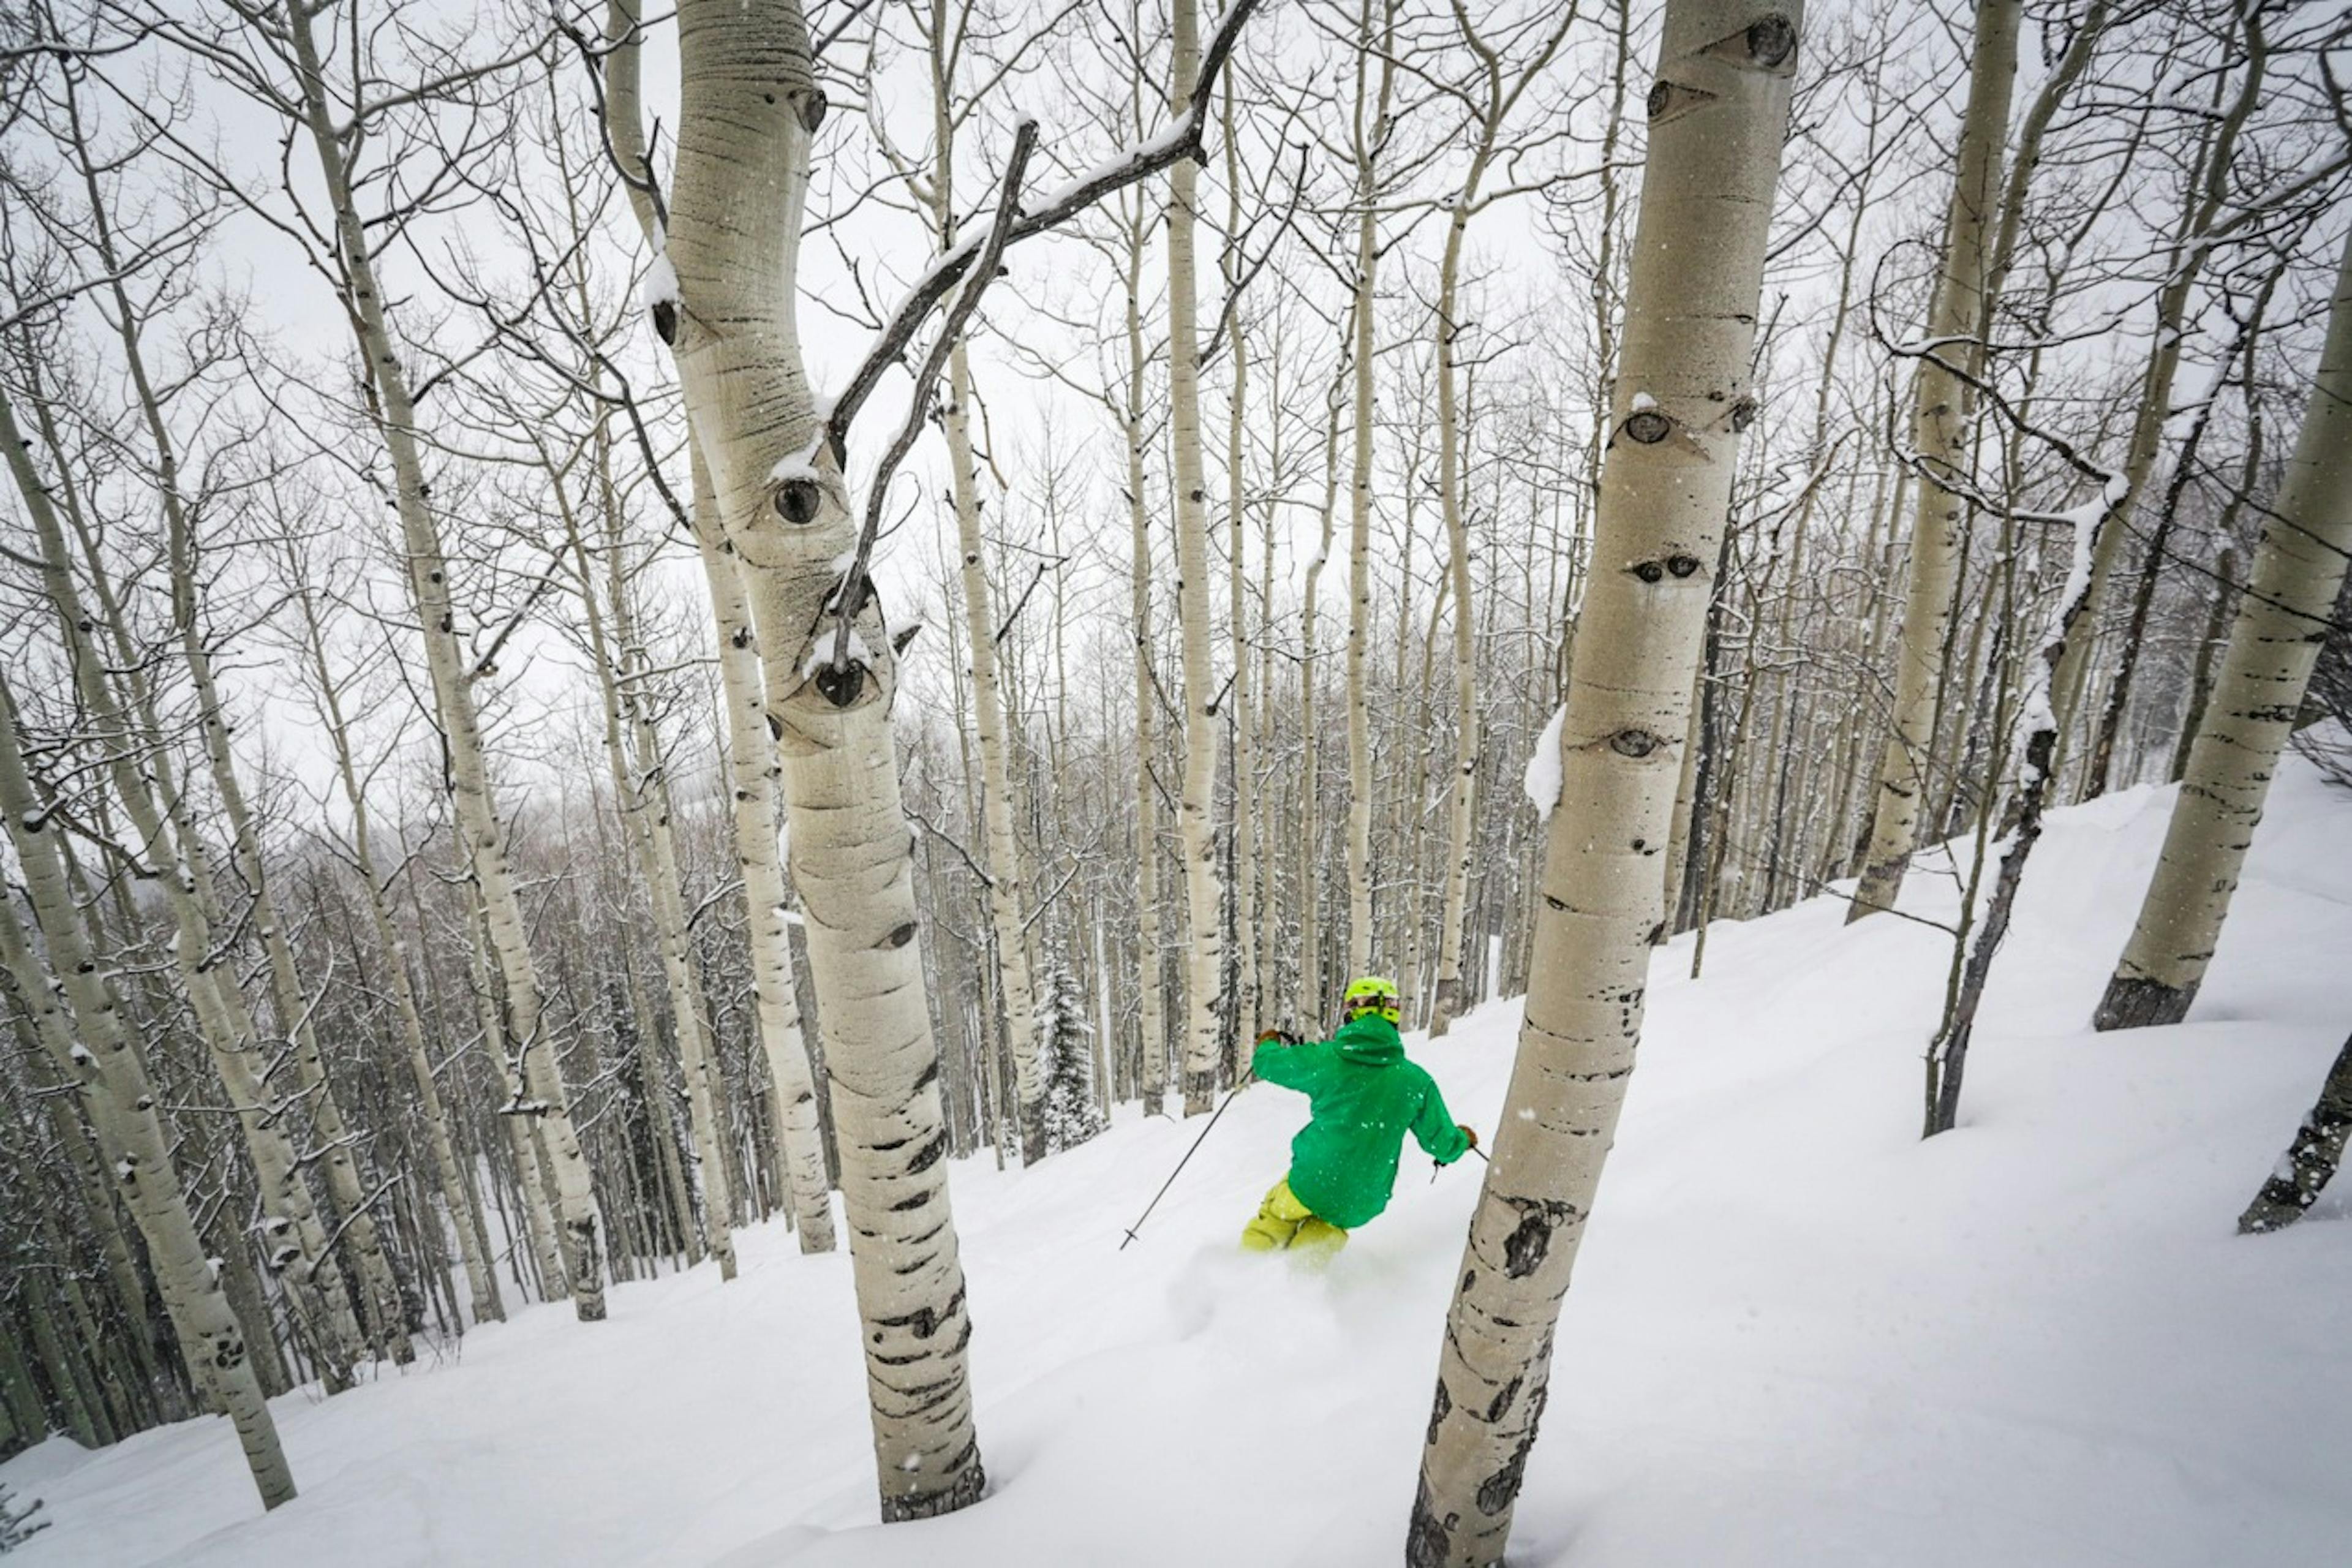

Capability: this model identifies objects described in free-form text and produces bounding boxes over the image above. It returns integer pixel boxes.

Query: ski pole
[1118,1071,1256,1251]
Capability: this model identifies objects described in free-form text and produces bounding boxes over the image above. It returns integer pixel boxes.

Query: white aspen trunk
[1123,209,1170,1117]
[601,4,838,1250]
[559,464,736,1280]
[1225,81,1259,1043]
[1847,0,2022,922]
[2094,227,2352,1030]
[943,341,1048,1159]
[663,0,982,1517]
[901,5,1052,1161]
[0,380,366,1382]
[461,894,569,1300]
[692,454,840,1251]
[0,694,294,1509]
[1409,7,1801,1560]
[277,1,606,1321]
[1343,0,1395,981]
[292,579,505,1326]
[1298,363,1346,1022]
[1168,0,1227,1113]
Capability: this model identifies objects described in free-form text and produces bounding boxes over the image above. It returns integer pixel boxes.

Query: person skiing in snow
[1241,976,1477,1254]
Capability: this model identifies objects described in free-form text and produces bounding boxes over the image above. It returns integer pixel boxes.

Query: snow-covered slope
[13,759,2352,1568]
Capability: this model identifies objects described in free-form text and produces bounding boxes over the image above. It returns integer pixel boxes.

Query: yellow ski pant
[1240,1178,1349,1254]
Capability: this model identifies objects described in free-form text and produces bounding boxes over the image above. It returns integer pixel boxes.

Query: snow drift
[10,758,2352,1567]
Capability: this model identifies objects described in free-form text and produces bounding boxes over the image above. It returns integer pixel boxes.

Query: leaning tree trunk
[2094,227,2352,1031]
[2238,1027,2352,1235]
[603,0,836,1250]
[0,688,293,1510]
[663,0,982,1518]
[1168,0,1228,1114]
[58,96,413,1360]
[278,0,606,1321]
[1847,0,2022,922]
[0,377,365,1384]
[1408,7,1801,1563]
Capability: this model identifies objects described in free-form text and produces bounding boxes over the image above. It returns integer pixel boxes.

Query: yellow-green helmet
[1343,975,1401,1025]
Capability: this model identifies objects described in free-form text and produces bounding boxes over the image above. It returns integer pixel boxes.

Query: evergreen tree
[1035,970,1106,1156]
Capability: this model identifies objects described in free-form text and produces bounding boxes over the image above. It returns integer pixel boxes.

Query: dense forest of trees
[0,0,2345,1559]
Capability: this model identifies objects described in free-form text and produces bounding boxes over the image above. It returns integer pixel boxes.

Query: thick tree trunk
[1847,0,2022,921]
[2094,228,2352,1031]
[664,0,982,1517]
[1408,7,1800,1561]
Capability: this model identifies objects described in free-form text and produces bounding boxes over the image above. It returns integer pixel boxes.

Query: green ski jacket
[1253,1016,1469,1229]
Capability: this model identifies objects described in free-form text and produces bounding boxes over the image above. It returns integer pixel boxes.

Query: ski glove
[1458,1125,1478,1150]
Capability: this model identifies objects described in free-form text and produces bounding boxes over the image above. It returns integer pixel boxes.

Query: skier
[1240,976,1478,1254]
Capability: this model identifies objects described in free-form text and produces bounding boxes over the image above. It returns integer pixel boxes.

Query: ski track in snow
[12,761,2352,1567]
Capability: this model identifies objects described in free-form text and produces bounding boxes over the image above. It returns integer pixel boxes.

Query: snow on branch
[824,119,1040,680]
[820,0,1264,459]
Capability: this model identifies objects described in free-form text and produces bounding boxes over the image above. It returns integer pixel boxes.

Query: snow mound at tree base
[13,759,2352,1567]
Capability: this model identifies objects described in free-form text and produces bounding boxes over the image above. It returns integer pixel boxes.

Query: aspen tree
[1428,2,1576,1034]
[233,0,611,1319]
[1341,0,1396,981]
[1847,0,2022,922]
[1409,6,1800,1560]
[1168,0,1228,1113]
[660,0,989,1518]
[1223,80,1259,1043]
[0,687,294,1509]
[884,0,1051,1159]
[2094,225,2352,1031]
[601,0,836,1250]
[657,0,1254,1504]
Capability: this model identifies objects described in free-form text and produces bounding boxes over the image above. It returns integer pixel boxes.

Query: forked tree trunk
[2094,228,2352,1031]
[0,692,293,1509]
[1408,7,1800,1562]
[663,0,982,1518]
[1847,0,2021,922]
[1168,0,1227,1114]
[278,0,606,1321]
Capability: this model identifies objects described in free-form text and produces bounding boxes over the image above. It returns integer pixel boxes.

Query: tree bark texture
[1408,7,1801,1562]
[2094,227,2352,1031]
[1847,0,2021,922]
[665,0,982,1517]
